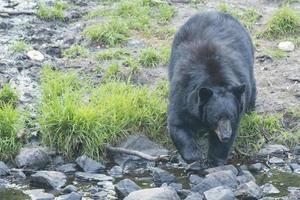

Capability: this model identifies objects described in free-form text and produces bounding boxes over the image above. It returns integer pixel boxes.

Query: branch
[106,145,170,162]
[0,10,37,16]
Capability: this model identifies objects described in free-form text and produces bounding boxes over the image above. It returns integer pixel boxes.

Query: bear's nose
[221,136,230,143]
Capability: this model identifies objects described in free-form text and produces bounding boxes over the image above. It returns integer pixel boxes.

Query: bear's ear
[232,84,246,98]
[198,87,213,104]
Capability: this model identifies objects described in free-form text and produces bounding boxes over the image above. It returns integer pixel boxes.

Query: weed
[63,45,88,59]
[139,47,161,68]
[105,63,121,79]
[83,20,129,47]
[217,2,229,13]
[156,4,175,23]
[160,46,171,66]
[122,57,140,73]
[95,48,129,61]
[0,84,19,108]
[9,40,29,53]
[38,1,68,20]
[264,48,287,59]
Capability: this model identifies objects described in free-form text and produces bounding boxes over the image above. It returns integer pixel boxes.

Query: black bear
[168,11,256,167]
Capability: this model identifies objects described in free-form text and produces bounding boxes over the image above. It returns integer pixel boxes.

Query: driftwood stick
[106,145,170,162]
[0,10,37,16]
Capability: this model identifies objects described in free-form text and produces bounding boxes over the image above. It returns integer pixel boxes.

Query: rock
[45,45,62,58]
[204,186,235,200]
[260,198,275,200]
[168,183,182,191]
[204,165,238,176]
[0,178,9,189]
[63,185,78,193]
[52,156,64,166]
[15,146,50,169]
[12,169,26,182]
[0,161,10,176]
[55,192,82,200]
[92,191,108,199]
[112,135,169,170]
[124,187,180,200]
[234,181,263,199]
[189,174,203,185]
[0,22,14,29]
[23,189,54,200]
[186,161,208,171]
[191,175,222,194]
[56,163,77,173]
[115,179,141,199]
[108,165,123,177]
[258,144,289,157]
[248,163,267,173]
[30,171,67,189]
[184,192,204,200]
[75,172,113,182]
[261,183,280,194]
[177,189,191,199]
[75,155,105,173]
[27,50,45,61]
[290,163,300,173]
[151,167,176,187]
[205,170,238,189]
[268,156,285,165]
[278,41,295,52]
[237,170,256,184]
[127,39,146,48]
[170,0,191,3]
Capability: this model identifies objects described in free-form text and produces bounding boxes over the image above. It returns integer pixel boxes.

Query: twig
[0,10,37,16]
[106,145,170,162]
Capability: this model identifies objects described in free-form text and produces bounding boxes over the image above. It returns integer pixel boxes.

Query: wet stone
[75,155,105,173]
[108,165,123,177]
[205,170,238,189]
[204,186,235,200]
[234,181,263,199]
[191,175,222,194]
[115,179,141,199]
[0,161,10,176]
[261,183,280,195]
[63,185,78,194]
[23,189,54,200]
[204,165,238,176]
[30,171,67,189]
[75,172,113,182]
[56,163,77,173]
[151,167,177,187]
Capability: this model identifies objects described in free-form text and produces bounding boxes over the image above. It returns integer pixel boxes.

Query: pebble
[278,41,295,52]
[27,50,45,61]
[261,183,280,194]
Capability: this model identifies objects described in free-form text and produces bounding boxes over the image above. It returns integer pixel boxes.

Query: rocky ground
[0,0,300,199]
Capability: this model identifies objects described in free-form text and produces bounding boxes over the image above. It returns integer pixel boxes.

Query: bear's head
[188,85,245,142]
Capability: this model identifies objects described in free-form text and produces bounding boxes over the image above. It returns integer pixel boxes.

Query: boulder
[30,171,67,189]
[124,187,180,200]
[115,179,141,199]
[75,155,105,173]
[204,186,235,200]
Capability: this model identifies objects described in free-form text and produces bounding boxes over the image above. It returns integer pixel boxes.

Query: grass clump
[122,57,140,73]
[83,20,129,47]
[63,45,88,59]
[156,4,175,23]
[10,40,29,53]
[0,84,19,108]
[38,1,68,21]
[95,48,129,61]
[39,67,167,159]
[139,47,161,68]
[264,48,287,59]
[260,7,300,38]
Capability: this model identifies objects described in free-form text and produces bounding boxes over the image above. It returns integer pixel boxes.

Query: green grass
[0,84,19,108]
[63,45,88,59]
[94,48,129,61]
[139,47,161,68]
[9,40,29,53]
[83,20,129,47]
[122,57,140,73]
[38,67,167,159]
[156,4,175,23]
[260,7,300,39]
[264,48,287,59]
[105,63,121,79]
[37,1,69,21]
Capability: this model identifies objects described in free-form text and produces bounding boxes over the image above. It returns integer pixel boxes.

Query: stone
[127,39,146,48]
[204,165,238,176]
[290,163,300,173]
[189,174,203,185]
[108,165,123,177]
[52,156,64,166]
[0,161,10,176]
[168,183,182,191]
[191,175,222,194]
[235,181,263,199]
[204,186,235,200]
[56,163,77,173]
[124,187,180,200]
[92,191,108,199]
[75,155,105,173]
[45,45,62,58]
[205,170,238,189]
[0,178,9,189]
[177,189,191,199]
[55,192,82,200]
[151,167,176,187]
[63,185,78,193]
[170,0,191,3]
[237,170,256,184]
[15,146,50,170]
[30,171,67,189]
[75,172,113,182]
[27,50,45,61]
[248,163,267,173]
[23,189,54,200]
[261,183,280,194]
[115,179,141,199]
[278,41,295,52]
[260,198,275,200]
[268,156,285,165]
[184,192,204,200]
[258,144,289,157]
[12,169,27,182]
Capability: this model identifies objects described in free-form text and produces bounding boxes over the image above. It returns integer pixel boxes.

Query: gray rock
[30,171,67,189]
[27,50,45,61]
[15,146,50,169]
[52,156,64,166]
[261,183,280,194]
[260,198,275,200]
[287,187,300,200]
[127,39,146,48]
[235,181,263,199]
[55,192,82,200]
[0,161,10,176]
[151,168,176,187]
[258,144,289,157]
[268,156,285,165]
[75,155,105,173]
[237,170,256,185]
[63,185,78,193]
[56,163,77,173]
[177,189,191,199]
[184,192,204,200]
[23,189,55,200]
[115,179,141,199]
[191,175,222,194]
[124,187,180,200]
[278,41,295,52]
[168,183,182,191]
[290,163,300,174]
[0,178,9,189]
[75,172,113,182]
[108,165,123,177]
[204,186,235,200]
[205,170,238,189]
[189,174,203,185]
[248,163,267,173]
[204,165,238,176]
[92,191,108,199]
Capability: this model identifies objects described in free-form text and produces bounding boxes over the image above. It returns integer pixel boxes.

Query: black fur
[167,11,256,166]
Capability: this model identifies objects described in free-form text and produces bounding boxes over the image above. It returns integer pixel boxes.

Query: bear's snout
[215,119,232,143]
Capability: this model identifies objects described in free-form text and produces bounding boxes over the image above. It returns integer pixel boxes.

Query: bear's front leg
[168,125,202,163]
[207,130,237,167]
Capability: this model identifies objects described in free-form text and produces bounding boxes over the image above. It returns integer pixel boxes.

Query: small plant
[122,57,140,73]
[139,47,161,68]
[0,84,19,108]
[38,1,69,20]
[95,48,129,61]
[63,45,88,59]
[83,20,129,46]
[217,2,229,13]
[264,48,287,59]
[260,7,300,38]
[105,63,121,79]
[10,40,29,53]
[160,46,171,66]
[156,4,175,22]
